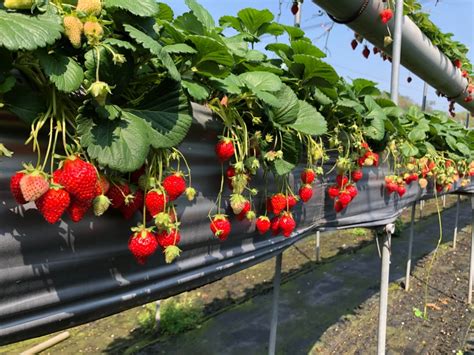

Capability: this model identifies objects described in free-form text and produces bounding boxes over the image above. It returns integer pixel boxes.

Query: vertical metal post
[421,81,429,111]
[155,300,161,329]
[420,200,424,219]
[389,0,404,104]
[453,196,460,249]
[268,252,282,355]
[405,202,416,291]
[378,225,393,355]
[294,1,302,27]
[469,196,474,304]
[466,113,471,128]
[316,230,321,262]
[442,195,446,208]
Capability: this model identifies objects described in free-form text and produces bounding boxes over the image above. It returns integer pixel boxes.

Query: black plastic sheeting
[0,105,471,344]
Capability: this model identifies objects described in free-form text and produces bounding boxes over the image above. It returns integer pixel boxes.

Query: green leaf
[78,110,150,173]
[124,24,180,81]
[238,71,282,92]
[185,0,215,29]
[312,88,333,105]
[291,40,325,58]
[104,0,158,16]
[283,25,305,40]
[38,52,83,93]
[174,12,205,35]
[456,142,470,156]
[103,38,136,52]
[292,54,339,85]
[219,15,242,31]
[210,74,243,95]
[237,8,274,36]
[157,3,174,21]
[182,80,209,100]
[0,10,62,51]
[290,100,327,136]
[400,141,419,157]
[407,126,426,141]
[273,159,295,176]
[124,80,192,148]
[253,90,280,107]
[365,109,386,141]
[267,84,299,127]
[163,43,197,54]
[188,35,234,66]
[352,78,380,96]
[0,76,15,94]
[5,84,46,124]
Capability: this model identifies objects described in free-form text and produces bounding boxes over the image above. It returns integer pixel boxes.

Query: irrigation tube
[311,0,474,113]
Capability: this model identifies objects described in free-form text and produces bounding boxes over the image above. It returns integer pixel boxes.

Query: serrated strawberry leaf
[38,52,84,93]
[104,0,158,17]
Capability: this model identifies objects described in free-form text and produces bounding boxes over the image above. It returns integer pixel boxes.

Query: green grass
[160,293,204,336]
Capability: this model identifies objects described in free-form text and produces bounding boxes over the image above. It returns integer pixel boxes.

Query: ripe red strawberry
[338,191,352,207]
[107,183,130,209]
[346,184,358,199]
[336,175,348,188]
[120,190,144,220]
[380,9,393,24]
[95,175,110,196]
[215,138,235,162]
[156,229,181,248]
[163,173,186,201]
[351,39,358,50]
[210,215,231,241]
[290,1,299,15]
[52,168,63,184]
[10,172,27,204]
[20,172,49,202]
[35,187,71,224]
[287,195,298,209]
[351,170,363,182]
[58,157,97,201]
[237,200,251,221]
[328,185,340,199]
[128,227,158,265]
[334,200,344,213]
[226,166,236,189]
[299,184,313,202]
[397,185,406,197]
[362,46,370,59]
[68,198,92,222]
[270,193,287,215]
[256,216,271,235]
[454,59,462,68]
[385,182,398,194]
[279,212,296,237]
[301,168,316,184]
[145,190,168,217]
[270,216,281,236]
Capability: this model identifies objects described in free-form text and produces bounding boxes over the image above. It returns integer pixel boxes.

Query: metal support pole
[420,200,424,219]
[453,196,460,249]
[155,300,161,330]
[378,224,394,355]
[469,196,474,304]
[405,202,416,291]
[268,252,282,355]
[294,1,302,27]
[316,230,321,262]
[442,195,446,208]
[421,81,429,111]
[389,0,404,104]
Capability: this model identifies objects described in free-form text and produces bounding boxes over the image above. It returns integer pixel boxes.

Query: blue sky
[164,0,473,113]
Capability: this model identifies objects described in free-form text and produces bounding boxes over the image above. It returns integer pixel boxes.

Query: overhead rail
[311,0,474,114]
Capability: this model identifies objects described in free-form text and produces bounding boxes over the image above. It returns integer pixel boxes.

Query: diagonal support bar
[268,252,283,355]
[405,202,416,291]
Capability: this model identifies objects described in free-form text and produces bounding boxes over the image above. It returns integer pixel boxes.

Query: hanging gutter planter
[311,0,474,114]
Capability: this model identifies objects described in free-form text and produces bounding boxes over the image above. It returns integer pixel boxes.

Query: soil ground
[1,195,471,354]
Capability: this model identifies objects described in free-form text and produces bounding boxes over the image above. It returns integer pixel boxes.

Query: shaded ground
[0,196,466,354]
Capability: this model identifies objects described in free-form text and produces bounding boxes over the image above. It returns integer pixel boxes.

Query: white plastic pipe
[311,0,474,113]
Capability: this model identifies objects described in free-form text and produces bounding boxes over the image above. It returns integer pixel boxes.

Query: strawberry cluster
[357,142,379,167]
[379,9,393,24]
[328,174,358,212]
[384,175,407,197]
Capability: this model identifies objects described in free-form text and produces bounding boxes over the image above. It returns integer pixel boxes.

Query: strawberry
[131,165,146,184]
[20,172,49,202]
[59,156,97,202]
[256,216,271,235]
[185,187,196,201]
[301,168,316,184]
[68,198,92,222]
[454,59,462,68]
[156,229,181,248]
[95,175,110,196]
[210,215,231,241]
[230,194,248,215]
[291,1,299,15]
[351,39,358,50]
[287,195,298,209]
[270,216,281,236]
[338,191,352,207]
[63,15,83,49]
[397,185,406,197]
[128,226,158,265]
[279,212,296,237]
[145,190,168,217]
[299,184,313,202]
[93,194,111,216]
[107,183,130,209]
[215,138,235,162]
[336,175,348,188]
[237,200,251,221]
[419,178,428,189]
[76,0,102,16]
[10,172,27,204]
[163,173,186,201]
[120,190,144,220]
[362,46,370,59]
[385,181,398,194]
[351,170,363,182]
[270,193,287,215]
[346,184,358,199]
[380,9,393,24]
[334,200,344,213]
[328,185,340,199]
[226,166,236,189]
[35,187,71,224]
